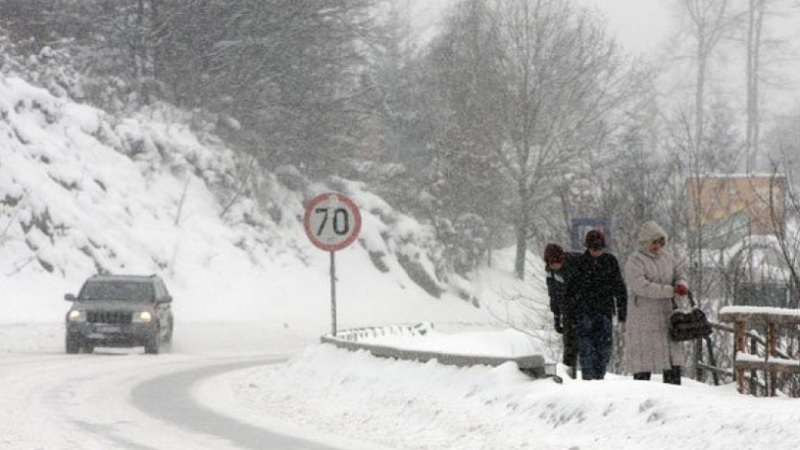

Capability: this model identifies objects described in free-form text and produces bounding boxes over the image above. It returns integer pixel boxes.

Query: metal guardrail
[320,323,556,379]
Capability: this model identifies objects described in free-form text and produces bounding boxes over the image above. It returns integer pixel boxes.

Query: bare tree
[742,0,796,172]
[488,0,640,279]
[683,0,739,156]
[765,113,800,305]
[745,0,765,171]
[427,0,641,279]
[421,0,514,272]
[670,100,745,302]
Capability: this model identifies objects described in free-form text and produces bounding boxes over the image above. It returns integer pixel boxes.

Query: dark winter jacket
[566,251,628,322]
[545,252,582,320]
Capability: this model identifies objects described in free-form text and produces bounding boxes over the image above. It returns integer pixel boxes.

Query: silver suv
[65,274,174,354]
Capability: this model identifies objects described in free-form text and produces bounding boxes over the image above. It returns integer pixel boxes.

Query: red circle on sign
[303,193,362,252]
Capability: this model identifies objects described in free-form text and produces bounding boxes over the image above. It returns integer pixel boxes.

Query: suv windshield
[79,281,154,302]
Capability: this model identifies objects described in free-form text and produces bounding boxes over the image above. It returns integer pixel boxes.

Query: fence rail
[718,306,800,396]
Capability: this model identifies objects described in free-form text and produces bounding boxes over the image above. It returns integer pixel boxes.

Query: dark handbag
[669,291,712,341]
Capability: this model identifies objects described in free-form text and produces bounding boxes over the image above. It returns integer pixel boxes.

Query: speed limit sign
[303,192,362,252]
[304,192,362,336]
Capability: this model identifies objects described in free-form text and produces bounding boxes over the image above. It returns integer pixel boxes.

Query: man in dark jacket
[544,243,581,379]
[566,230,627,380]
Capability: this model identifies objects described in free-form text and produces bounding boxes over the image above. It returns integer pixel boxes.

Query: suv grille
[87,311,133,324]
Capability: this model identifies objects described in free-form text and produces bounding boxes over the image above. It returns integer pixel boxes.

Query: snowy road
[0,322,355,450]
[131,359,337,449]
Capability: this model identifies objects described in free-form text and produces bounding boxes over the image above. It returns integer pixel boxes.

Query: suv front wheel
[66,333,81,354]
[144,328,160,354]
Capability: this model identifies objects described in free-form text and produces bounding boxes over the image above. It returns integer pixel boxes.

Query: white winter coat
[624,221,689,374]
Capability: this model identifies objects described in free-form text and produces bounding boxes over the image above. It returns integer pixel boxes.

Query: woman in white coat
[624,221,689,385]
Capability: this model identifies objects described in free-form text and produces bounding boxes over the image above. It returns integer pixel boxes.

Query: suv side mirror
[160,295,173,304]
[64,293,76,302]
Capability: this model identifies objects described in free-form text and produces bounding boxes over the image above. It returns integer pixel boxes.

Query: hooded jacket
[624,221,688,373]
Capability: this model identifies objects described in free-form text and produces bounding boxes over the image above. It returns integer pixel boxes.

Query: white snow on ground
[202,330,800,450]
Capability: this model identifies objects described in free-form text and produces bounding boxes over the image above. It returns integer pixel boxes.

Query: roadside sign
[303,192,362,336]
[570,217,612,251]
[304,193,362,252]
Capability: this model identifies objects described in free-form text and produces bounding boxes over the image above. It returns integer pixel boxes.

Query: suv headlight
[132,311,153,323]
[67,310,86,322]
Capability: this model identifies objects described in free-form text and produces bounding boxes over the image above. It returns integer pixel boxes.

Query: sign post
[303,193,362,336]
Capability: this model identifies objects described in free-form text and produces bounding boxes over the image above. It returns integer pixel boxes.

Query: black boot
[663,366,682,385]
[567,365,577,379]
[633,372,651,381]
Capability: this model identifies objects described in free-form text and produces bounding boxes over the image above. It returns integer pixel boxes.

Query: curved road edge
[130,357,340,450]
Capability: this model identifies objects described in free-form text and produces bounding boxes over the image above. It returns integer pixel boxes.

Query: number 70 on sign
[303,193,362,252]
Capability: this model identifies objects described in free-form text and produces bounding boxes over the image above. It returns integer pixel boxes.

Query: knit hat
[543,243,565,265]
[584,229,606,249]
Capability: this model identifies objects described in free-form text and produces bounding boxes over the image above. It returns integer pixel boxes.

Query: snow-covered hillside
[0,73,542,334]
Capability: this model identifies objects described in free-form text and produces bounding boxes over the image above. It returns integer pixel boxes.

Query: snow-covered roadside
[202,332,800,450]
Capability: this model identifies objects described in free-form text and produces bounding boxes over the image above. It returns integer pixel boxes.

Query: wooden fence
[718,306,800,396]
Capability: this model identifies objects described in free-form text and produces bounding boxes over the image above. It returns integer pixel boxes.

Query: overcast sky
[577,0,672,53]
